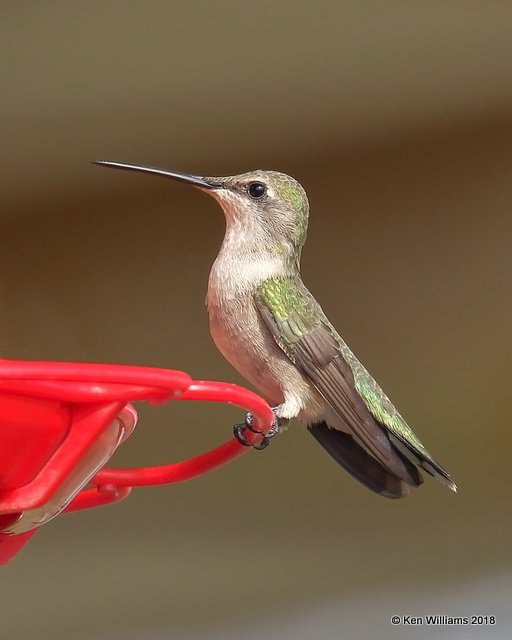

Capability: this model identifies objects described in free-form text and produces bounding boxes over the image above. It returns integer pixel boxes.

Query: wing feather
[256,280,420,484]
[256,277,456,490]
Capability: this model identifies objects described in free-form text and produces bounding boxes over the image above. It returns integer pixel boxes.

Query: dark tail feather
[308,421,423,499]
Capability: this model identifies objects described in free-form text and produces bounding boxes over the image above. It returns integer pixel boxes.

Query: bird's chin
[206,189,243,221]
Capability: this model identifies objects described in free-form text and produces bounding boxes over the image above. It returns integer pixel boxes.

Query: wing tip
[388,433,457,493]
[444,477,458,493]
[423,461,457,493]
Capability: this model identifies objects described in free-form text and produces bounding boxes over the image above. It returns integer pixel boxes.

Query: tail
[308,421,423,499]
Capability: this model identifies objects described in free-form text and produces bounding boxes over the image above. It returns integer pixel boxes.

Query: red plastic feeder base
[0,359,273,564]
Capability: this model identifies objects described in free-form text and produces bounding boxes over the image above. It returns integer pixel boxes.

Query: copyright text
[391,615,496,626]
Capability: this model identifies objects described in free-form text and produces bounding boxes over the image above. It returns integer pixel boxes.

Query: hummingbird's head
[94,162,310,262]
[205,169,309,254]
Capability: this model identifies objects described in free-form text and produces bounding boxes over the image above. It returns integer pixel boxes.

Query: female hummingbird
[95,161,456,499]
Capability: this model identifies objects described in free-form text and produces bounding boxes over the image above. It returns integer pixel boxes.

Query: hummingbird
[95,160,456,499]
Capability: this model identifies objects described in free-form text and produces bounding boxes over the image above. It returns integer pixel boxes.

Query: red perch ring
[0,359,274,564]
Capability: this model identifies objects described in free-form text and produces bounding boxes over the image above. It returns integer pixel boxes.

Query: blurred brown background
[1,3,511,639]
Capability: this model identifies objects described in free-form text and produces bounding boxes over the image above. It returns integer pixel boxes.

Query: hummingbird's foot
[233,422,253,447]
[232,410,281,450]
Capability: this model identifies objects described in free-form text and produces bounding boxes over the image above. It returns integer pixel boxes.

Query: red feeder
[0,359,274,564]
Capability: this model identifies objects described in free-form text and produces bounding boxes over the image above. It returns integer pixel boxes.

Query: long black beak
[93,160,220,189]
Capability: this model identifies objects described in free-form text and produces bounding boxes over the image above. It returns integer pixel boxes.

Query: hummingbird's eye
[247,182,267,199]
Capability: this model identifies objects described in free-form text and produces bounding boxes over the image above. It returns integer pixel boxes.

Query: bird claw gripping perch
[233,411,280,450]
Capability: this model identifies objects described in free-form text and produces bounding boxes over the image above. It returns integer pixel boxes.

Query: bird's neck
[206,224,299,307]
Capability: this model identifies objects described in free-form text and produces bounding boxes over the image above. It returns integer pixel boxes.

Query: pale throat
[206,194,297,305]
[207,242,290,307]
[206,232,290,308]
